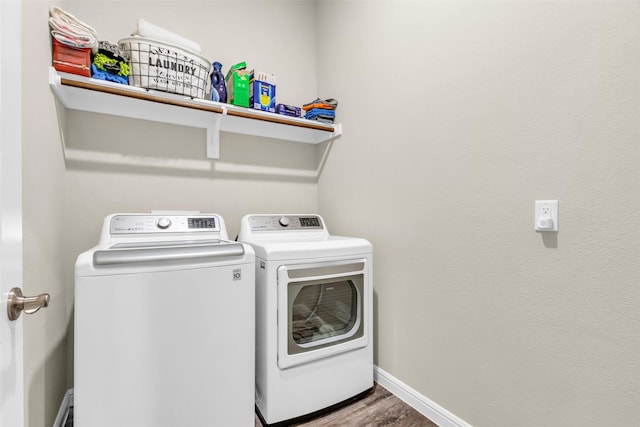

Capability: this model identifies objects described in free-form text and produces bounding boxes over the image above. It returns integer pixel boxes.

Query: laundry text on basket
[148,57,197,75]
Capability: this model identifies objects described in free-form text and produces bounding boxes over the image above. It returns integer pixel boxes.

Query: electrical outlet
[535,200,559,232]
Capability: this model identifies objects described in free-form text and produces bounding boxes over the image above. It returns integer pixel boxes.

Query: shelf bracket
[206,107,225,159]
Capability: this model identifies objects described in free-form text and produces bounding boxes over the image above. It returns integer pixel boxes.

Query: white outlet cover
[535,200,559,232]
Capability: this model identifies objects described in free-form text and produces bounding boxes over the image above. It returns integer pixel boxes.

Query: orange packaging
[52,38,91,77]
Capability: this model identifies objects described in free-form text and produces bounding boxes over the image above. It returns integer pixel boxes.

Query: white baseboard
[374,366,473,427]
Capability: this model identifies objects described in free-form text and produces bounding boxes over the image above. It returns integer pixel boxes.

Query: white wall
[22,1,320,426]
[317,1,639,427]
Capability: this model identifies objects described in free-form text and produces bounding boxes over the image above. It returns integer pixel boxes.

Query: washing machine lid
[93,239,246,266]
[76,212,254,276]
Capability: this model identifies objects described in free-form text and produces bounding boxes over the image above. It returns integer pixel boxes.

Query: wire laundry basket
[118,36,211,99]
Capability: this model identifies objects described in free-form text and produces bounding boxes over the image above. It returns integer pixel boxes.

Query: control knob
[279,216,290,227]
[157,217,172,229]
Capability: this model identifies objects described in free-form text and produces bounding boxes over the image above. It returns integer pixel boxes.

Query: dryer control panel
[247,215,324,231]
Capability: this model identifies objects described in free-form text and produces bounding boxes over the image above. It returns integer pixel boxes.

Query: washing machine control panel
[248,215,324,231]
[110,214,220,234]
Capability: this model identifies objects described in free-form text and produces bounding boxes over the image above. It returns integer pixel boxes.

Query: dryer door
[277,259,369,369]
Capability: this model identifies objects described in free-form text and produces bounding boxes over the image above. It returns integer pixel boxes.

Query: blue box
[250,70,276,113]
[276,104,301,117]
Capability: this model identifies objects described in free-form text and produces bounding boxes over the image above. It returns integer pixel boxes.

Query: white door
[0,1,24,426]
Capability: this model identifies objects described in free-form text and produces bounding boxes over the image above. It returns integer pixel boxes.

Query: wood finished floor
[254,383,438,426]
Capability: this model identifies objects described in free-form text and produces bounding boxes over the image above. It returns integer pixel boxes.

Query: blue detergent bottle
[210,61,227,103]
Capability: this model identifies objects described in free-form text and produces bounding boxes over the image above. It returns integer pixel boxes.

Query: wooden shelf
[48,67,341,159]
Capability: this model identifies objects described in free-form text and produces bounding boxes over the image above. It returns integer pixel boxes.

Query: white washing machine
[238,214,373,426]
[74,213,255,427]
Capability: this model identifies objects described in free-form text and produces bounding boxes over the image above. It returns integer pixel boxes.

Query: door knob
[7,287,50,321]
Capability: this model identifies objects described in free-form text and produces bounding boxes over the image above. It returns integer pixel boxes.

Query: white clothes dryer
[238,214,373,426]
[74,213,255,427]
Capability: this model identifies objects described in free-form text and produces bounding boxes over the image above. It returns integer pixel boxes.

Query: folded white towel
[132,18,202,54]
[49,6,98,50]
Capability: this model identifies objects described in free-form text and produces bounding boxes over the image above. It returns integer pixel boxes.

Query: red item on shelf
[52,38,91,77]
